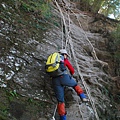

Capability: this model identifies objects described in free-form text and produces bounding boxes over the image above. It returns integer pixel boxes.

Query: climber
[52,49,89,120]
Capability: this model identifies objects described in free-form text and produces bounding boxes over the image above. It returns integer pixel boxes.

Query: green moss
[0,88,52,119]
[0,114,7,120]
[0,1,58,118]
[0,89,9,120]
[18,0,52,19]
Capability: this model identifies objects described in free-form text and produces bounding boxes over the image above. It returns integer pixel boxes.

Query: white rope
[54,0,68,41]
[70,9,108,67]
[53,1,100,120]
[53,1,85,119]
[51,104,57,120]
[53,1,97,119]
[54,1,100,120]
[53,0,84,119]
[61,18,64,49]
[70,10,98,60]
[65,10,71,49]
[62,5,99,119]
[68,36,99,120]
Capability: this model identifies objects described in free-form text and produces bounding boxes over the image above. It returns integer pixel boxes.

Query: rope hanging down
[54,0,84,119]
[69,9,108,68]
[54,0,68,41]
[61,18,64,49]
[51,104,57,120]
[64,4,100,120]
[54,0,100,120]
[68,35,100,120]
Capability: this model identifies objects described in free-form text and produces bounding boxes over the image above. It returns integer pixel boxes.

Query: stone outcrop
[0,0,119,120]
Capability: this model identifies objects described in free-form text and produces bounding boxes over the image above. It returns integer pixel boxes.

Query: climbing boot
[80,93,89,102]
[60,115,66,120]
[82,98,89,102]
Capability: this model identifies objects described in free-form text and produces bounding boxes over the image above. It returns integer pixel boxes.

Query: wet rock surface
[0,0,120,120]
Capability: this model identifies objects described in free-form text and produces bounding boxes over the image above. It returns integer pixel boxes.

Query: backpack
[45,52,66,77]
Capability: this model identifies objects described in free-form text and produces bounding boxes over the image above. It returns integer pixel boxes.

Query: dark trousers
[52,74,78,102]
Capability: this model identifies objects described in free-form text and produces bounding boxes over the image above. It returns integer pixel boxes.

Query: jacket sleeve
[64,58,74,75]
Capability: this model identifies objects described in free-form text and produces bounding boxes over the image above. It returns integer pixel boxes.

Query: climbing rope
[53,0,100,120]
[69,7,108,67]
[70,9,98,60]
[65,5,100,120]
[54,0,68,41]
[51,104,57,120]
[67,8,100,120]
[53,1,85,120]
[68,36,99,120]
[53,0,106,120]
[61,18,64,49]
[65,10,71,50]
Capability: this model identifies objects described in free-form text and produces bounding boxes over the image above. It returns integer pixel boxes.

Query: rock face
[0,0,119,120]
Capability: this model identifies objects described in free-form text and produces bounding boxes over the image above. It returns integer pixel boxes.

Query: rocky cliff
[0,0,120,120]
